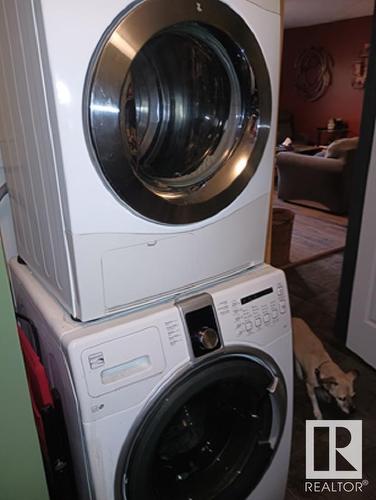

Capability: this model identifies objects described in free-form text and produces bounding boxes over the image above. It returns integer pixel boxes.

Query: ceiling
[284,0,374,29]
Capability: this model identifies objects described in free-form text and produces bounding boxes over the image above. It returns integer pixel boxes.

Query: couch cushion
[325,137,359,159]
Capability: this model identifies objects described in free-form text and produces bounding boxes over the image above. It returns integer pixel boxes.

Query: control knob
[193,326,220,351]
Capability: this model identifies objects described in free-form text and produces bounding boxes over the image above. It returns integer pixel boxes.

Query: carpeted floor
[272,194,348,268]
[284,254,376,499]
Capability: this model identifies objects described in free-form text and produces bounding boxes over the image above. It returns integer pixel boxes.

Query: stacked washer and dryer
[0,0,292,499]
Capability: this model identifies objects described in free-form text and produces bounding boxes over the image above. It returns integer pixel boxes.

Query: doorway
[275,2,376,498]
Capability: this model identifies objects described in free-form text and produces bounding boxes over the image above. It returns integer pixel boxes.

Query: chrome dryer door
[86,0,271,224]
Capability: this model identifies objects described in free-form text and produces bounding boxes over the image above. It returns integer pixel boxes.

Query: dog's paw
[314,409,323,420]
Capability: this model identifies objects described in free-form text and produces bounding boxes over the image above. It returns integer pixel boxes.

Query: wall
[280,16,373,144]
[0,243,49,500]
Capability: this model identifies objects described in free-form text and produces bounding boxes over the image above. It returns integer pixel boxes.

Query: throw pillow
[325,137,359,159]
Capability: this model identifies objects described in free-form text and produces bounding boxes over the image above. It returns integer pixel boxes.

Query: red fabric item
[29,391,48,454]
[18,326,54,454]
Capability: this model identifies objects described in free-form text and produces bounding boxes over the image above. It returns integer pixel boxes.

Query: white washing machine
[11,257,292,500]
[0,0,281,321]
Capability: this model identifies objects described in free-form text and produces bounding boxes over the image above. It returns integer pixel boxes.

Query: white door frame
[346,126,376,368]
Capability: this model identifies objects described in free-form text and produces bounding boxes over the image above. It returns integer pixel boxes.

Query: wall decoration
[294,47,334,102]
[352,43,370,89]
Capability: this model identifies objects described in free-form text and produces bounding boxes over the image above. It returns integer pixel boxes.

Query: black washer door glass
[153,377,271,499]
[120,357,285,500]
[122,23,245,192]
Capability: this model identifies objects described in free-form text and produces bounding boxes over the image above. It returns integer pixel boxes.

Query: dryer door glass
[122,24,245,193]
[87,0,271,223]
[117,355,286,500]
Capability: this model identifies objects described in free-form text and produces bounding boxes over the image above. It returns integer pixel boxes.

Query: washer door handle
[267,376,279,394]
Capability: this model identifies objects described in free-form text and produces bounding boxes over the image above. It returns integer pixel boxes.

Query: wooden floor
[272,194,348,269]
[284,253,376,499]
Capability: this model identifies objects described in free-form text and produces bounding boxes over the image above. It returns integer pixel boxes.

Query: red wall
[279,17,373,144]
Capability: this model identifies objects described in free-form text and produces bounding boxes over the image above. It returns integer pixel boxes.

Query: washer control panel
[178,294,222,358]
[215,271,290,341]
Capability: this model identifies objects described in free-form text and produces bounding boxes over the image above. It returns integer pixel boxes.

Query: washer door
[116,353,286,500]
[86,0,271,224]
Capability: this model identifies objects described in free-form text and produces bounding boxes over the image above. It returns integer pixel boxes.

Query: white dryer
[11,258,292,500]
[0,0,281,321]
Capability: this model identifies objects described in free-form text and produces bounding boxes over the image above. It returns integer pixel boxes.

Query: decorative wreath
[295,47,334,102]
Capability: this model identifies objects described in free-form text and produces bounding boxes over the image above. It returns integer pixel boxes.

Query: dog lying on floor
[292,317,358,419]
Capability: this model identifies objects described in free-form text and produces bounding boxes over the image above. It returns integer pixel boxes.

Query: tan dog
[292,317,358,419]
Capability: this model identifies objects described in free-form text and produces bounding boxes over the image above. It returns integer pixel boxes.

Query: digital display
[240,287,273,305]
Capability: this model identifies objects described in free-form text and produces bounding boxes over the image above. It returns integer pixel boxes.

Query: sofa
[275,137,359,214]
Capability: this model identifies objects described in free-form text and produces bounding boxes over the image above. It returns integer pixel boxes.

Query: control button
[263,313,271,324]
[88,352,105,370]
[279,301,286,314]
[245,321,253,332]
[277,286,283,296]
[272,309,278,319]
[255,317,262,328]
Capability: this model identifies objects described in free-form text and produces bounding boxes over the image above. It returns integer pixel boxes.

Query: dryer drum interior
[86,0,271,223]
[117,354,286,500]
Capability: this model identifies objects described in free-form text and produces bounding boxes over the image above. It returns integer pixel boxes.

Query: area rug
[272,195,348,269]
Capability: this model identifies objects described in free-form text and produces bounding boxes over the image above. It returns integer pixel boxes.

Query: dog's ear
[319,376,338,386]
[347,369,359,381]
